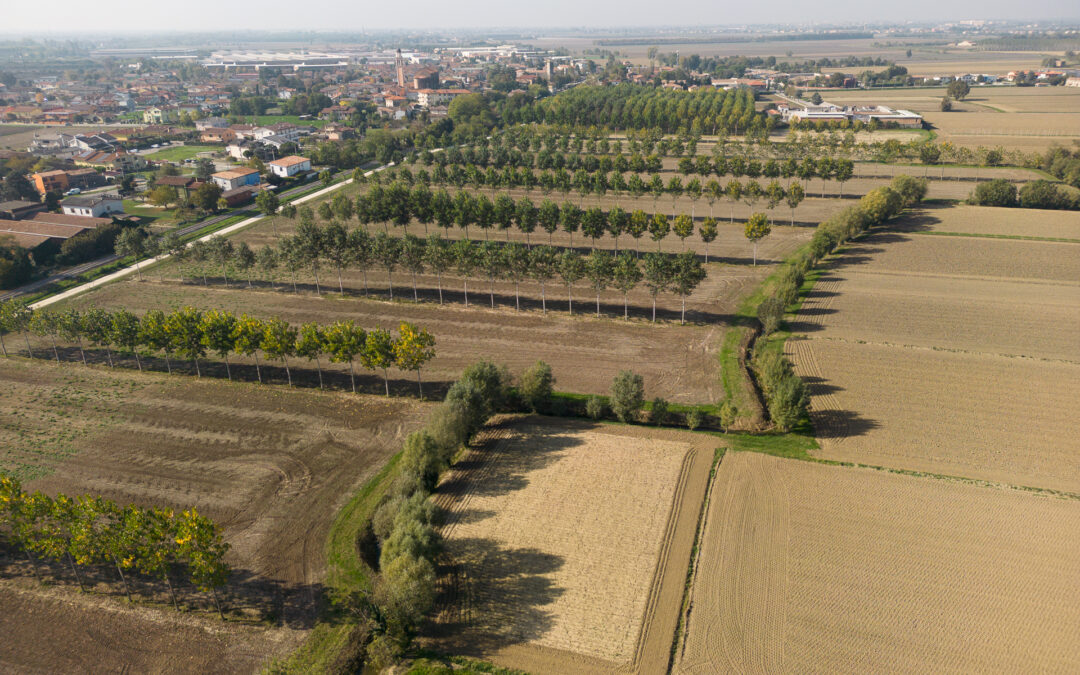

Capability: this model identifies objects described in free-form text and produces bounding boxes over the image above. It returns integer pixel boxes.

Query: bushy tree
[610,370,644,423]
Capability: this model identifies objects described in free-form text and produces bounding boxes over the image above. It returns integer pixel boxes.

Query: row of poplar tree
[0,303,436,396]
[409,147,854,194]
[173,229,711,323]
[0,474,230,616]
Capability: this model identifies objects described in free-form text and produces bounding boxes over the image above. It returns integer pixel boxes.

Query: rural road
[28,164,391,310]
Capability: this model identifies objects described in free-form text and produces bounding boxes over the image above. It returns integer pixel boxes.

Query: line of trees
[753,174,929,431]
[351,177,801,240]
[408,147,851,197]
[179,228,709,324]
[0,474,230,616]
[0,303,436,396]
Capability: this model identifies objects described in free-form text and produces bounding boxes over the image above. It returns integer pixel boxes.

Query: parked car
[64,188,81,196]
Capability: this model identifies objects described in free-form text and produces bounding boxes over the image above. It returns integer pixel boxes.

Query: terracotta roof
[267,155,310,168]
[212,167,259,180]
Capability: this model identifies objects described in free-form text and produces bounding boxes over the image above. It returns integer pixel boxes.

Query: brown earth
[676,452,1080,673]
[0,357,429,673]
[56,262,742,404]
[893,202,1080,240]
[788,215,1080,492]
[427,417,715,675]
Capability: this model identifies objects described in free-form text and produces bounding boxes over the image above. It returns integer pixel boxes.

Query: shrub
[519,360,555,412]
[460,360,512,412]
[585,395,605,420]
[649,397,670,426]
[757,295,785,335]
[379,518,440,569]
[768,374,809,432]
[426,399,470,458]
[444,379,489,437]
[610,370,644,423]
[719,400,738,431]
[686,409,704,431]
[1019,180,1075,210]
[970,179,1017,207]
[375,552,436,644]
[372,494,405,542]
[890,175,928,207]
[400,431,444,492]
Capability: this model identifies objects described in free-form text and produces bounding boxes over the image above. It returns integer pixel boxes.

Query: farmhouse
[60,193,124,218]
[211,167,260,191]
[267,155,312,178]
[778,100,923,127]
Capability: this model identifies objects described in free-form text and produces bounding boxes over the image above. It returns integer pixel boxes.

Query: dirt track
[429,417,715,675]
[676,452,1080,673]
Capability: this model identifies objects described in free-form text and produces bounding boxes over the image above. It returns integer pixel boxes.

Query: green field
[143,145,219,162]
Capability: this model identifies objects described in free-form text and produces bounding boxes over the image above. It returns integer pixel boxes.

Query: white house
[60,194,123,218]
[211,167,261,191]
[267,155,312,178]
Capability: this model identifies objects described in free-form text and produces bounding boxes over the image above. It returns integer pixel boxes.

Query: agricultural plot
[55,280,728,404]
[676,452,1080,674]
[788,216,1080,492]
[430,418,713,674]
[0,357,428,672]
[891,203,1080,240]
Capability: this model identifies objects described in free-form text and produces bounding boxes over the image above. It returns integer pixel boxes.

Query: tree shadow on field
[889,209,943,234]
[437,423,585,501]
[801,375,843,397]
[429,538,565,655]
[812,408,879,440]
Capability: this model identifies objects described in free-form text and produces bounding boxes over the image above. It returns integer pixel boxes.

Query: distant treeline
[595,32,874,46]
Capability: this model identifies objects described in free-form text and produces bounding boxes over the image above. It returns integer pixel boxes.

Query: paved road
[0,172,350,303]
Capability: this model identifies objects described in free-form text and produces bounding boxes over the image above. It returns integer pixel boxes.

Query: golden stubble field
[788,210,1080,493]
[676,452,1080,674]
[429,418,713,674]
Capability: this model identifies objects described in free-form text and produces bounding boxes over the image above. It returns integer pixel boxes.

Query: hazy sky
[3,0,1077,33]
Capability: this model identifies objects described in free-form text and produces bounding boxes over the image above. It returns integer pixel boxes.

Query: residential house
[267,155,311,178]
[154,175,202,200]
[195,116,230,130]
[200,127,237,143]
[143,106,178,124]
[60,193,124,218]
[31,170,70,195]
[211,167,260,191]
[414,88,470,108]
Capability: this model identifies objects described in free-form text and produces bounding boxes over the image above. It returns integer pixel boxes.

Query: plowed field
[0,357,428,673]
[676,452,1080,673]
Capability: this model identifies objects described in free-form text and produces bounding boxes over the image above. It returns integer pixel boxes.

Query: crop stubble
[430,418,712,674]
[677,452,1080,673]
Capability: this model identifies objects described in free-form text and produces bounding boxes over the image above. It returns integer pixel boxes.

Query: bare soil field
[795,271,1080,361]
[894,202,1080,240]
[429,417,714,674]
[57,279,727,404]
[0,581,296,675]
[0,357,428,673]
[789,338,1080,492]
[788,216,1080,492]
[676,452,1080,674]
[830,230,1080,283]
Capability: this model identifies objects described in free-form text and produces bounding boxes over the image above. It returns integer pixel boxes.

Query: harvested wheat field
[793,271,1080,361]
[789,213,1080,492]
[0,357,428,673]
[893,202,1080,240]
[790,338,1080,492]
[833,231,1080,283]
[676,452,1080,674]
[429,417,714,674]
